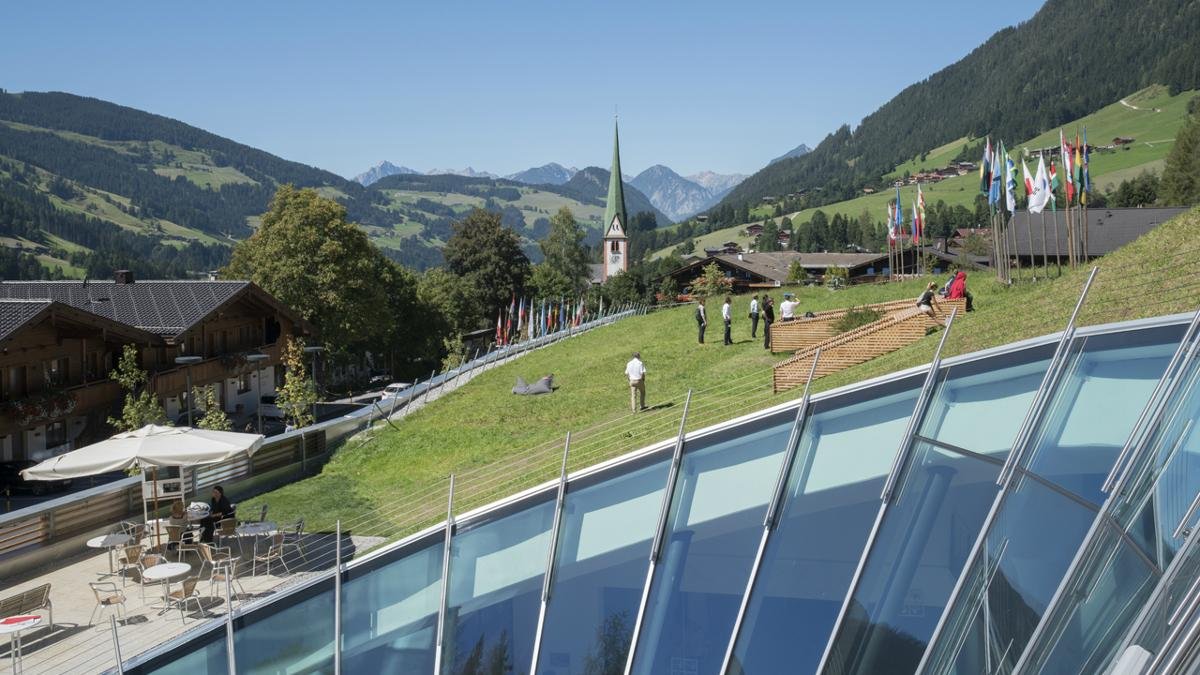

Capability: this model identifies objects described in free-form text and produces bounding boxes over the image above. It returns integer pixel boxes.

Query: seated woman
[917,282,939,316]
[200,485,234,543]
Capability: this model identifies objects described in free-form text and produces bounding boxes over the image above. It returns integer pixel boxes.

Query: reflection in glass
[233,581,335,673]
[536,458,669,674]
[821,442,1000,675]
[142,629,228,674]
[342,536,444,672]
[728,380,920,674]
[918,344,1055,457]
[441,498,555,674]
[629,415,792,675]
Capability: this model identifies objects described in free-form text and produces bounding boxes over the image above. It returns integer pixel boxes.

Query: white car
[380,382,411,399]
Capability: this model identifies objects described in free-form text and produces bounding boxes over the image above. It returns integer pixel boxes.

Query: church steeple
[603,118,628,239]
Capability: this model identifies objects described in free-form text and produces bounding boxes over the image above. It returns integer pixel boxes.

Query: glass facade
[440,498,555,674]
[536,457,670,674]
[628,415,792,675]
[126,316,1200,675]
[729,377,922,674]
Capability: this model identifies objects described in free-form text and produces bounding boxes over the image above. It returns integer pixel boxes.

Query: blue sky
[1,1,1046,179]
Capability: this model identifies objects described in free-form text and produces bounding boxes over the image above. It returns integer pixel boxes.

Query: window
[43,358,68,387]
[46,421,67,448]
[238,373,252,394]
[610,240,620,253]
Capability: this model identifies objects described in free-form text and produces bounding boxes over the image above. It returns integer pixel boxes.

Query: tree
[538,207,590,291]
[443,209,531,326]
[194,385,232,431]
[787,260,809,284]
[224,185,400,355]
[693,262,733,298]
[529,263,576,300]
[417,267,481,365]
[276,338,317,429]
[1160,112,1200,206]
[108,344,168,431]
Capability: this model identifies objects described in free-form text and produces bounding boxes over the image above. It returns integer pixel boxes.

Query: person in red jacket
[947,270,974,311]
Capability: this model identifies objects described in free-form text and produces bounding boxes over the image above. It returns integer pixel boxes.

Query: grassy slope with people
[247,206,1200,539]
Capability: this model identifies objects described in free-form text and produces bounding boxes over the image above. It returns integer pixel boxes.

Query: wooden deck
[768,299,927,354]
[772,298,965,393]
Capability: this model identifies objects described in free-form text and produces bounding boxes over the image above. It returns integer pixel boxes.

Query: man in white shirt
[749,294,760,338]
[722,296,733,345]
[780,293,797,322]
[625,352,647,412]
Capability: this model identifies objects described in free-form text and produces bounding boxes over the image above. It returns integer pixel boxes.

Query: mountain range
[629,165,747,222]
[769,144,811,165]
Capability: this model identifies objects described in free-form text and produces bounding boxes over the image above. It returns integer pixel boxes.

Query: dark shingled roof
[0,281,250,337]
[1007,207,1187,257]
[0,300,53,342]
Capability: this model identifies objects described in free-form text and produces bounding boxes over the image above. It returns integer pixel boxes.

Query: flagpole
[1053,205,1063,274]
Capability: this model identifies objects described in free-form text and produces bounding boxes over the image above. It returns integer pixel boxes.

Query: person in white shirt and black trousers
[722,296,733,345]
[749,294,760,338]
[625,352,647,412]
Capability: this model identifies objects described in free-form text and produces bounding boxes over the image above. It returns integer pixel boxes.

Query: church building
[602,120,629,281]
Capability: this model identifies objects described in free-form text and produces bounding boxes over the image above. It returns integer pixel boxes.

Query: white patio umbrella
[21,424,264,546]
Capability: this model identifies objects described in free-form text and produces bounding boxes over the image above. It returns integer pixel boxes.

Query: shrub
[833,306,884,333]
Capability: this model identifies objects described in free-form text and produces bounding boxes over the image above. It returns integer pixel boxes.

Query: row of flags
[885,183,925,247]
[978,128,1091,214]
[495,295,597,345]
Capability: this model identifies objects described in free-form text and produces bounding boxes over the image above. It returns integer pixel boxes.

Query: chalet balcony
[150,342,283,396]
[0,379,122,431]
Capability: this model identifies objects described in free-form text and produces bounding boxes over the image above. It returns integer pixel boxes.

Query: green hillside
[654,86,1196,260]
[717,0,1200,215]
[245,206,1200,543]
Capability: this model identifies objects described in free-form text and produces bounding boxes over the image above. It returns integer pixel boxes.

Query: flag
[516,297,525,338]
[911,200,919,242]
[1082,127,1091,205]
[1028,155,1051,214]
[894,185,904,237]
[988,144,1002,207]
[1022,157,1034,198]
[1002,142,1017,214]
[495,310,503,345]
[915,184,926,242]
[1060,130,1075,204]
[1049,161,1060,212]
[980,137,992,194]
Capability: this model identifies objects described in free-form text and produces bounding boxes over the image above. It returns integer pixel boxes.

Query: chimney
[935,237,947,252]
[737,253,744,261]
[114,269,135,284]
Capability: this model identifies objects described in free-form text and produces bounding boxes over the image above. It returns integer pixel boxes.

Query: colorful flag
[1002,142,1017,214]
[979,137,992,194]
[1082,127,1091,205]
[886,200,896,247]
[911,200,919,242]
[915,184,926,242]
[1022,157,1034,197]
[1060,130,1075,205]
[894,185,904,236]
[495,310,503,345]
[988,144,1002,207]
[1028,155,1051,214]
[1049,161,1060,212]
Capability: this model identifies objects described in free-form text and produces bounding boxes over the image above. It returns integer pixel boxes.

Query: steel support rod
[432,475,455,675]
[334,519,343,675]
[529,433,572,673]
[109,615,124,674]
[624,390,692,675]
[225,576,236,675]
[817,309,959,674]
[720,351,821,673]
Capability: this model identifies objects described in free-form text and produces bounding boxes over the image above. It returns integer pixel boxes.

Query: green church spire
[603,118,628,238]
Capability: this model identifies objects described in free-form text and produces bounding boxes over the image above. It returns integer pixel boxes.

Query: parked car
[380,383,411,399]
[0,460,73,496]
[260,395,284,418]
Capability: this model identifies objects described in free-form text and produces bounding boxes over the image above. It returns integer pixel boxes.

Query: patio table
[87,533,133,576]
[0,614,43,674]
[142,562,191,613]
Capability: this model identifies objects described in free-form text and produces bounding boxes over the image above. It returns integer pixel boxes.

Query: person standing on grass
[780,293,797,322]
[762,296,775,349]
[722,295,733,345]
[749,294,760,338]
[695,298,708,344]
[626,351,647,412]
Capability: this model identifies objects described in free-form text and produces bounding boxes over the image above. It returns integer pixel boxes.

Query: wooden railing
[772,298,966,393]
[768,298,923,353]
[150,342,283,395]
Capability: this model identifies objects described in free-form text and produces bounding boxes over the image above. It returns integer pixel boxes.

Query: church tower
[602,119,629,281]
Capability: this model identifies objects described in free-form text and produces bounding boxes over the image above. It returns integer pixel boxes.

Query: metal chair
[165,577,204,623]
[87,582,126,626]
[252,533,290,577]
[136,553,167,601]
[207,553,247,601]
[120,521,146,545]
[198,542,235,575]
[116,545,144,587]
[281,519,307,564]
[215,518,241,556]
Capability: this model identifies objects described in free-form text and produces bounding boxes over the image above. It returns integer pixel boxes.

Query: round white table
[86,533,132,575]
[235,521,277,538]
[141,562,192,612]
[0,614,42,674]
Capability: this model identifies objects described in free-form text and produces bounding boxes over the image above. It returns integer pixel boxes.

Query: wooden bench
[0,583,53,632]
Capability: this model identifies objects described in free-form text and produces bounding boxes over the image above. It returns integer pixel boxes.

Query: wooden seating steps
[772,298,965,393]
[768,298,926,354]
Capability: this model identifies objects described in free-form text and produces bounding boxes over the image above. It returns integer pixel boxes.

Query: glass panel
[1120,536,1200,669]
[1024,326,1183,506]
[342,536,444,672]
[1021,521,1158,674]
[822,441,1000,675]
[918,344,1056,457]
[140,629,228,674]
[918,475,1098,673]
[537,457,670,674]
[629,415,793,675]
[441,498,555,674]
[729,380,921,674]
[234,581,335,673]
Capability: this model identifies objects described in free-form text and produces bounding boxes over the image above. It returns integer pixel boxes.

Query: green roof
[603,119,628,239]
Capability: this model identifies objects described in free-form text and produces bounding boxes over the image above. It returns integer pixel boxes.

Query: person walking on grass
[626,351,647,412]
[762,296,775,350]
[722,295,733,345]
[749,294,760,338]
[695,298,707,344]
